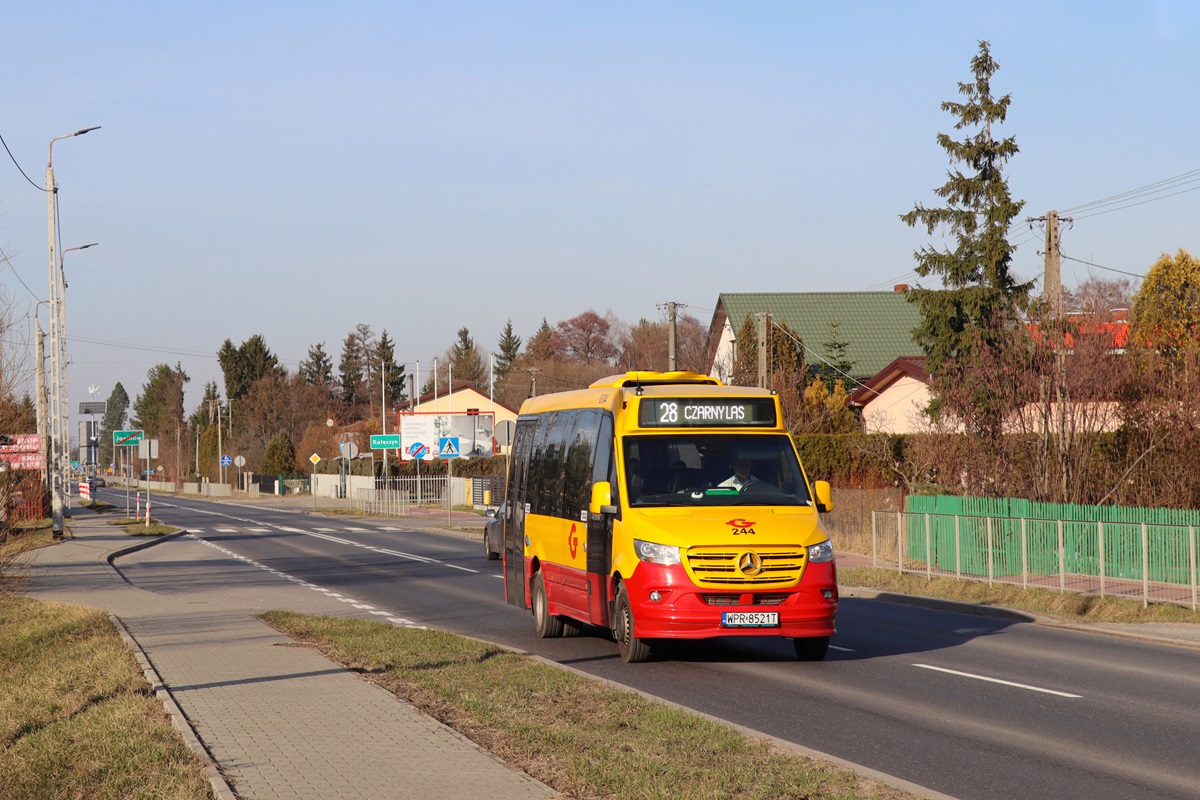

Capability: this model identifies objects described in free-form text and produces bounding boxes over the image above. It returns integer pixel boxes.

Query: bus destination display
[638,398,777,428]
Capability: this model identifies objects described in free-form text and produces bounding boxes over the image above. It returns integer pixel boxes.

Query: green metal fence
[864,496,1200,608]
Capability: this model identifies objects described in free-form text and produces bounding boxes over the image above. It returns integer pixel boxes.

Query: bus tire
[613,585,652,663]
[532,572,564,638]
[793,636,830,661]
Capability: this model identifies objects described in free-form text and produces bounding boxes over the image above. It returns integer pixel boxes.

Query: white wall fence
[309,474,470,516]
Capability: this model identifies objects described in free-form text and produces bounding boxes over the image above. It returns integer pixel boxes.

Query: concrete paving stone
[21,509,560,800]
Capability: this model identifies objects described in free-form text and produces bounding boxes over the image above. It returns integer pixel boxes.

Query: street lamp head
[74,126,101,136]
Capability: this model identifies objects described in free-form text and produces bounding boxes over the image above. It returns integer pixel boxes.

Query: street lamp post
[57,242,97,519]
[46,126,99,537]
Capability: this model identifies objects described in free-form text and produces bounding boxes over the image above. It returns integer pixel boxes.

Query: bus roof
[589,371,724,388]
[517,373,776,420]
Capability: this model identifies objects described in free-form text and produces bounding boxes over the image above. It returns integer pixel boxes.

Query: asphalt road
[100,490,1200,800]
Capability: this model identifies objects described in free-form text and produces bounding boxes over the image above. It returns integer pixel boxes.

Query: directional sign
[439,437,460,459]
[220,455,233,467]
[370,434,401,449]
[113,429,144,446]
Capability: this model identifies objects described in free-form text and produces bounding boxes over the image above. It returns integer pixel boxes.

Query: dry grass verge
[262,611,918,800]
[0,596,213,800]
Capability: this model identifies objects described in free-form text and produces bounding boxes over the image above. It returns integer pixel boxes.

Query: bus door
[504,418,534,608]
[585,414,615,626]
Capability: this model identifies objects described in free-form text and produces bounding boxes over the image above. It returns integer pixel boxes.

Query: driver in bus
[719,458,761,490]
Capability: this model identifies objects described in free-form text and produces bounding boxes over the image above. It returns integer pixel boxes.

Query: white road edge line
[829,644,854,652]
[913,663,1082,698]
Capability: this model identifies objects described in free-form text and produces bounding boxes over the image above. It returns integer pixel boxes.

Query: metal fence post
[1141,521,1149,608]
[1098,521,1106,598]
[955,515,962,579]
[897,510,903,574]
[925,513,932,579]
[986,515,994,586]
[1190,525,1197,611]
[1057,519,1065,593]
[1021,517,1028,589]
[871,510,878,569]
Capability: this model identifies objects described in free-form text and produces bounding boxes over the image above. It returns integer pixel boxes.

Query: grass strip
[841,566,1200,624]
[0,596,213,800]
[261,611,916,800]
[105,517,178,536]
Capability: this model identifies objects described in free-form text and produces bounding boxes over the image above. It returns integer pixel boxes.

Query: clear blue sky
[2,1,1197,432]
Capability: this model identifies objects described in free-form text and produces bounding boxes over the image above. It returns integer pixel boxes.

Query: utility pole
[658,301,684,371]
[35,321,47,489]
[756,312,770,389]
[1028,209,1071,319]
[1045,209,1062,318]
[46,126,100,537]
[527,367,539,398]
[380,359,388,479]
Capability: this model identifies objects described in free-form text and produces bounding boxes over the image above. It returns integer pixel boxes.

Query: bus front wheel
[613,585,652,663]
[793,635,830,661]
[532,572,564,638]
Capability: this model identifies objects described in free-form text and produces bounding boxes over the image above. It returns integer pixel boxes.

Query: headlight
[807,540,834,563]
[633,539,681,566]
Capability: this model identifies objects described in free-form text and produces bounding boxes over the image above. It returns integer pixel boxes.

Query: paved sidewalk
[21,507,559,800]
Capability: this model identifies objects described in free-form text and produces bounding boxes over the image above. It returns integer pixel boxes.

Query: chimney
[893,284,910,292]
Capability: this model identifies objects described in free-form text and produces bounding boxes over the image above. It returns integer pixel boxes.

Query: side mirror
[589,481,618,516]
[485,508,497,518]
[814,480,834,513]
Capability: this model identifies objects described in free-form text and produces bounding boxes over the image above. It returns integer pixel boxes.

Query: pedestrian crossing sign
[438,437,460,458]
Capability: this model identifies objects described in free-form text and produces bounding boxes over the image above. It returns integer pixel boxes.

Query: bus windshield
[623,434,814,508]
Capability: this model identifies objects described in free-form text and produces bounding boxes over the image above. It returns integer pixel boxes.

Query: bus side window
[563,409,602,520]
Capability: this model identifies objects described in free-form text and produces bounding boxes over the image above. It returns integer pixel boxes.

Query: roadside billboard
[398,412,495,461]
[0,434,44,471]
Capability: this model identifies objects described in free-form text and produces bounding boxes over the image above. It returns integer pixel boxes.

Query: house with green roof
[705,289,923,385]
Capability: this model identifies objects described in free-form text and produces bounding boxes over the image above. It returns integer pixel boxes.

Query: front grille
[686,547,806,587]
[700,593,790,606]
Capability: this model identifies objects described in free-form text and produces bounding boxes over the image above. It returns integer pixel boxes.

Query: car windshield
[623,434,814,508]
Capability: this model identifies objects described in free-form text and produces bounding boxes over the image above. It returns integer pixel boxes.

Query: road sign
[370,434,401,449]
[439,437,460,458]
[220,455,232,467]
[233,455,246,468]
[309,453,321,465]
[495,420,516,447]
[113,429,144,446]
[339,441,361,459]
[408,441,428,459]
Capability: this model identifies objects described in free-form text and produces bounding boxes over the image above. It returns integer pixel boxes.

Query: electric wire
[1061,168,1200,215]
[0,131,46,191]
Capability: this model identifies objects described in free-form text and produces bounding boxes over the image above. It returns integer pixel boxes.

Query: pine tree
[450,327,486,385]
[261,431,296,475]
[376,330,407,407]
[338,324,375,410]
[901,40,1032,373]
[495,320,522,380]
[298,342,335,387]
[218,334,283,400]
[98,383,129,470]
[818,319,855,390]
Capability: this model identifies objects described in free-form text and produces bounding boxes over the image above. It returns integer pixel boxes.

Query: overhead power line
[1061,167,1200,218]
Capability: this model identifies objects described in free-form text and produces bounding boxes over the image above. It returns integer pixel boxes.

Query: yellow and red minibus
[502,371,838,662]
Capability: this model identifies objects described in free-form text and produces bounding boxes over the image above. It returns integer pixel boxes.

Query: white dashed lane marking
[186,533,428,629]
